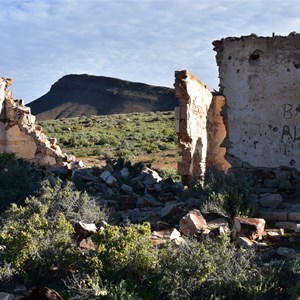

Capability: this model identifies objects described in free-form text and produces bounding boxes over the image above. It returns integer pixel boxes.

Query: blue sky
[1,0,299,103]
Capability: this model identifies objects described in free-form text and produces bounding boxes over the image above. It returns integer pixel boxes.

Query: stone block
[121,184,133,194]
[43,155,56,165]
[137,194,162,208]
[278,180,293,190]
[100,170,117,185]
[0,292,14,300]
[175,119,180,133]
[263,179,279,188]
[179,209,207,236]
[235,236,253,249]
[276,247,296,258]
[177,161,191,176]
[46,146,56,156]
[232,217,265,240]
[258,209,288,221]
[130,178,145,191]
[6,125,37,159]
[259,193,283,208]
[275,221,296,230]
[120,167,130,178]
[151,228,181,241]
[288,212,300,221]
[18,113,35,125]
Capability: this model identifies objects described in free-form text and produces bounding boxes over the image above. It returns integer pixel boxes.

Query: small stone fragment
[236,236,253,249]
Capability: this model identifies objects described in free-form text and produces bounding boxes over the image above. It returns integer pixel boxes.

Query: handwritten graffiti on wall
[254,104,300,160]
[282,104,300,142]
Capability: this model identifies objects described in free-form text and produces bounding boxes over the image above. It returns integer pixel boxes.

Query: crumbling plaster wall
[213,34,300,169]
[0,78,82,169]
[175,70,229,182]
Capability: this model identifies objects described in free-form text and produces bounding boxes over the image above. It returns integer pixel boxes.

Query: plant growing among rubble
[201,168,256,218]
[0,177,108,285]
[91,222,156,283]
[156,236,276,299]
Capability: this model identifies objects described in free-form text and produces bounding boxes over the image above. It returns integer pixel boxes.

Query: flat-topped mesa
[0,77,83,169]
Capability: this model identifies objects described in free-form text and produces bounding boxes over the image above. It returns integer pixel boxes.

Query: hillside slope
[29,74,177,120]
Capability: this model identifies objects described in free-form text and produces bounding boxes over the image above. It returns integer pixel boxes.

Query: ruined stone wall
[175,34,300,221]
[175,70,229,182]
[175,70,212,180]
[210,34,300,221]
[213,34,300,169]
[0,78,82,169]
[206,94,230,170]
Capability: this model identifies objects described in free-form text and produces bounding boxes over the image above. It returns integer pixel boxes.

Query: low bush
[0,177,108,285]
[0,152,42,213]
[186,168,256,219]
[156,236,276,300]
[91,222,156,283]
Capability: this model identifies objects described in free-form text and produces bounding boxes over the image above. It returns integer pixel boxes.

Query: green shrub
[34,178,107,224]
[39,111,177,162]
[156,236,275,300]
[0,177,108,284]
[0,204,76,280]
[200,169,256,218]
[0,152,42,213]
[91,223,157,283]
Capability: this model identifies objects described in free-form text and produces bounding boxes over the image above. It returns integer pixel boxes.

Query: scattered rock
[79,237,96,251]
[120,167,130,178]
[275,221,296,230]
[150,228,181,246]
[294,224,300,233]
[130,178,145,191]
[207,217,230,236]
[100,170,117,185]
[266,229,284,242]
[232,217,265,240]
[179,209,207,236]
[236,236,254,249]
[139,167,162,185]
[0,292,14,300]
[74,221,97,245]
[137,194,162,208]
[276,247,296,258]
[120,184,133,194]
[259,193,283,209]
[151,228,181,240]
[13,285,27,296]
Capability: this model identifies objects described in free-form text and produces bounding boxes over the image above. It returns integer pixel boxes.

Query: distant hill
[29,74,177,120]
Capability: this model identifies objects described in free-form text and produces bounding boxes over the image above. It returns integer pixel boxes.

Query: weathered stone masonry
[175,70,229,183]
[175,33,300,221]
[0,78,82,169]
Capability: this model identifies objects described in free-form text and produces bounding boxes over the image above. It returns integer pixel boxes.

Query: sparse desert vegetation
[1,112,300,299]
[38,111,179,170]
